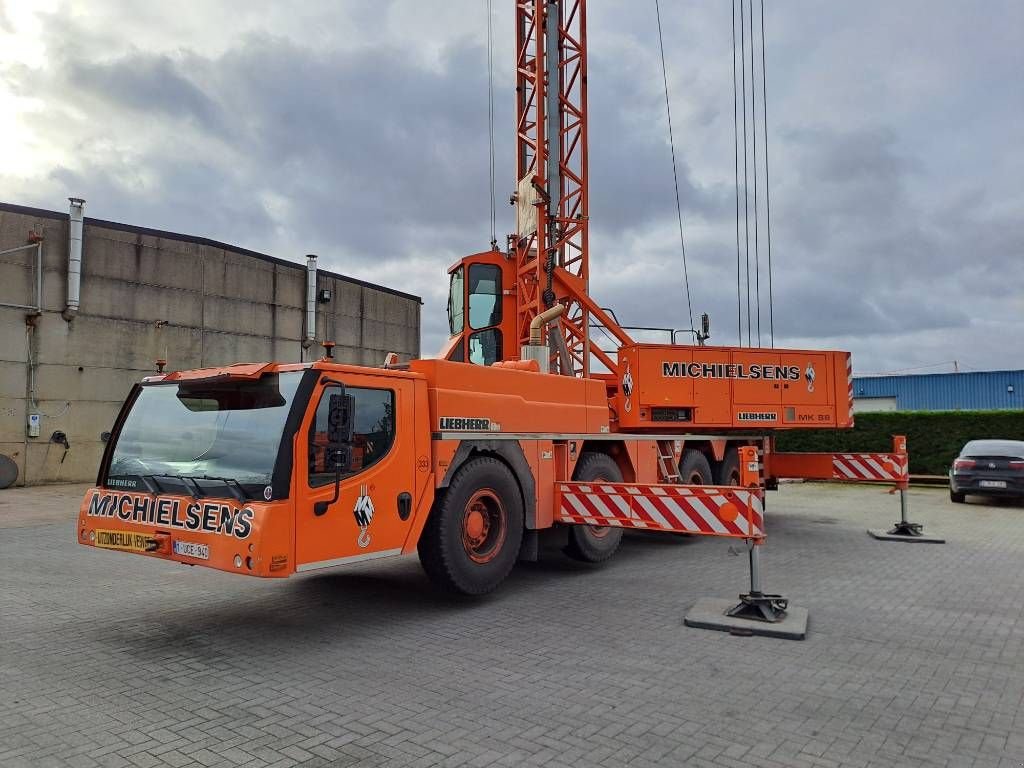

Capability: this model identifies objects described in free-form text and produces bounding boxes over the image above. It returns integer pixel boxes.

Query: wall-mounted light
[1009,385,1015,394]
[318,288,332,303]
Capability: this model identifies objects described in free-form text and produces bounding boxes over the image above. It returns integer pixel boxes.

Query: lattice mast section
[513,0,591,376]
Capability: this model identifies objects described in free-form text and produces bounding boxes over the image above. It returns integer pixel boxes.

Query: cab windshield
[106,371,303,499]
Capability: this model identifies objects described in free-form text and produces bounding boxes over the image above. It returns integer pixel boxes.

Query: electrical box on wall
[27,413,41,438]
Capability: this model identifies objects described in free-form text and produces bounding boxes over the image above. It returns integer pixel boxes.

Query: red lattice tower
[513,0,593,376]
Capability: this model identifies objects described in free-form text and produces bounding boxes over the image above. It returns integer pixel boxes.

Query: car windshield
[961,440,1024,458]
[107,371,303,497]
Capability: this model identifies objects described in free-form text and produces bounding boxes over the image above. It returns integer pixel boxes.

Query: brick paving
[1,483,1023,767]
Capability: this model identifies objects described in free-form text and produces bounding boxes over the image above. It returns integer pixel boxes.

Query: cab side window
[448,267,464,336]
[308,387,395,487]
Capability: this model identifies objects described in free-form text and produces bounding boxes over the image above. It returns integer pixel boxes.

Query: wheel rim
[686,469,706,485]
[462,488,507,564]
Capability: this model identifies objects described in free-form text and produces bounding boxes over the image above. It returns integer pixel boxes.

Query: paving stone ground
[1,482,1023,768]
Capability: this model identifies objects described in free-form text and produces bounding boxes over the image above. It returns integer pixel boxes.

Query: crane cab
[441,250,516,366]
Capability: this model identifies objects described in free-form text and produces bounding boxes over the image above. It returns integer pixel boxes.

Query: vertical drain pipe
[302,254,318,361]
[62,197,85,321]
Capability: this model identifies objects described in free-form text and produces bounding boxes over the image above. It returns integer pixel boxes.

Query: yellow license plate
[94,529,151,553]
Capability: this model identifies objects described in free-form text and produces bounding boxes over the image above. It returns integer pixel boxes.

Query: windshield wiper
[187,476,251,503]
[129,473,251,502]
[145,474,203,499]
[132,474,165,495]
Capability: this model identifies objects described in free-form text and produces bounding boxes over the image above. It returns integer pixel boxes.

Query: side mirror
[327,392,354,445]
[314,391,355,517]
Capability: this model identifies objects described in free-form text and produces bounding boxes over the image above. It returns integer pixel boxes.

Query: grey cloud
[0,0,1020,373]
[66,52,229,136]
[32,32,505,260]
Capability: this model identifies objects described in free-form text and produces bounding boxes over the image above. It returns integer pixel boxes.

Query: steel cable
[749,1,761,347]
[655,0,695,334]
[740,0,751,346]
[760,0,774,347]
[732,0,743,347]
[487,0,497,249]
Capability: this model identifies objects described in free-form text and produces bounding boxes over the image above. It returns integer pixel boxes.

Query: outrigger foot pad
[867,527,945,543]
[887,521,923,536]
[684,597,808,640]
[725,592,789,623]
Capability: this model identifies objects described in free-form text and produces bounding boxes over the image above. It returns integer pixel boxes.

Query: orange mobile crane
[77,1,910,614]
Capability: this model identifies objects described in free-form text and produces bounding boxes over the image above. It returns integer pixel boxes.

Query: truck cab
[79,362,434,578]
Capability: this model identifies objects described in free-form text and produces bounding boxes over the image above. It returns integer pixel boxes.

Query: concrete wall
[0,202,421,486]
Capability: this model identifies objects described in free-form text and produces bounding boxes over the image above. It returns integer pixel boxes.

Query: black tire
[716,448,741,486]
[950,488,966,504]
[679,449,713,485]
[417,456,524,596]
[564,453,625,563]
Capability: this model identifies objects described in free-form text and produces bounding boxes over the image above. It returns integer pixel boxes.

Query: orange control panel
[614,344,853,431]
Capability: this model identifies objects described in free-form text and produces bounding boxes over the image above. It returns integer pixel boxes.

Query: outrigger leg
[868,485,945,543]
[887,487,922,537]
[685,536,808,641]
[725,540,789,623]
[867,437,945,543]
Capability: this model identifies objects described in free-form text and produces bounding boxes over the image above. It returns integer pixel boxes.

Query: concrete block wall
[0,202,421,486]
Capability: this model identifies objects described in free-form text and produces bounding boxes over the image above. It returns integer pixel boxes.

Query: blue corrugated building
[852,370,1024,412]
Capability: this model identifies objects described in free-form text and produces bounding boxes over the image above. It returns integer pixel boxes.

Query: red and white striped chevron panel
[556,482,765,539]
[831,453,908,482]
[846,354,855,424]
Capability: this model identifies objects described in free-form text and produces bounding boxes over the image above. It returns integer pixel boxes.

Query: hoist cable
[749,0,761,347]
[739,0,751,346]
[655,0,695,334]
[760,0,774,347]
[483,0,495,247]
[731,0,743,347]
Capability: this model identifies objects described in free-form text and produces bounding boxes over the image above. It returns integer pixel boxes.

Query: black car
[949,439,1024,503]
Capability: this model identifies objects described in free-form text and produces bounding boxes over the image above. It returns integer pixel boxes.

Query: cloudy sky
[1,0,1021,374]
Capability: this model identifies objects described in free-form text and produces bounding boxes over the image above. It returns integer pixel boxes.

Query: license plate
[95,529,150,553]
[979,480,1007,489]
[173,540,210,560]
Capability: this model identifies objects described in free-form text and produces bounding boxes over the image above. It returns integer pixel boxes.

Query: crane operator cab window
[448,262,503,366]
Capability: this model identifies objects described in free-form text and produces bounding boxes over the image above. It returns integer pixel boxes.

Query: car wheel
[949,488,965,504]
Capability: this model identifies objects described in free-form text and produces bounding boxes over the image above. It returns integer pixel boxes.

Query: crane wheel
[417,456,524,595]
[716,448,741,486]
[679,449,713,485]
[564,452,625,563]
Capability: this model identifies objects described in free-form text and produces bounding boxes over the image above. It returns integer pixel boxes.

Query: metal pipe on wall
[63,197,85,321]
[302,254,318,355]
